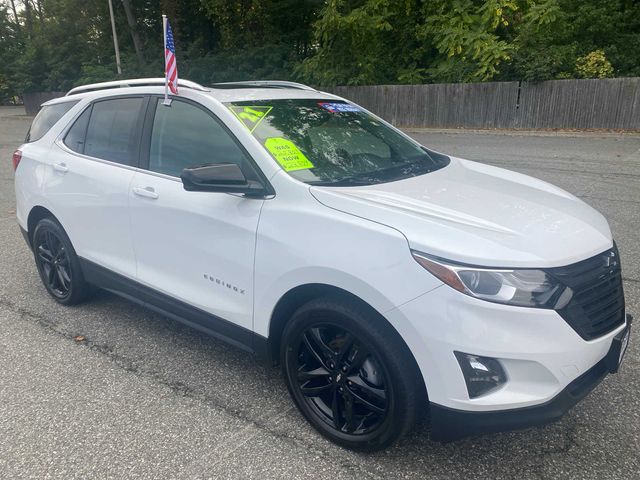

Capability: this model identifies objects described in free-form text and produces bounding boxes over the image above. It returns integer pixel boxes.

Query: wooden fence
[331,77,640,131]
[22,77,640,130]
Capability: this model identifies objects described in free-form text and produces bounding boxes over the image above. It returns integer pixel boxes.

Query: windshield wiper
[308,177,374,187]
[308,159,440,187]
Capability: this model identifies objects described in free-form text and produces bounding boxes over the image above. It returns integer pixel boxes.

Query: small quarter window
[63,107,91,154]
[26,100,79,143]
[84,97,144,165]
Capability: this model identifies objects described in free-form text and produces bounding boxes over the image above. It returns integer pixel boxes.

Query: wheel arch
[267,282,430,424]
[26,205,59,247]
[268,283,426,392]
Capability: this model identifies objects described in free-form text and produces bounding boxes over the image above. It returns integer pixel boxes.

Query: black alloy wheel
[295,324,389,435]
[32,218,93,305]
[282,297,423,451]
[35,227,72,299]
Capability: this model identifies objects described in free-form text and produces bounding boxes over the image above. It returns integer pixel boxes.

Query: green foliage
[186,44,294,84]
[196,0,317,83]
[575,50,614,78]
[503,0,640,81]
[417,0,517,82]
[296,0,423,86]
[0,4,20,102]
[0,0,639,99]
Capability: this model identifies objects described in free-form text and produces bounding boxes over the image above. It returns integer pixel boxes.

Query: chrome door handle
[133,186,159,199]
[53,162,68,173]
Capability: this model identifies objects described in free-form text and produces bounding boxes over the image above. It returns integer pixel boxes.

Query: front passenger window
[149,100,250,177]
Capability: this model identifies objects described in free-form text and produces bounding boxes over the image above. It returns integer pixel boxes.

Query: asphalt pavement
[1,106,639,479]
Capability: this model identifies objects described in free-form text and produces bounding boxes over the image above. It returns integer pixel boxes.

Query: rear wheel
[281,296,422,451]
[32,218,93,305]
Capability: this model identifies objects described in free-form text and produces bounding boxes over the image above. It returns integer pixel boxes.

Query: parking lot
[0,106,638,479]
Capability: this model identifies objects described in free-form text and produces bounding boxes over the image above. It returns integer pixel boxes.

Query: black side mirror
[181,163,267,196]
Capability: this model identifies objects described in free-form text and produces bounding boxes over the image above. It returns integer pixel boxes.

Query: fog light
[454,351,507,398]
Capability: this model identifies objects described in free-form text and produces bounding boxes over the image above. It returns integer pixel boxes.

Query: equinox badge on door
[203,273,245,295]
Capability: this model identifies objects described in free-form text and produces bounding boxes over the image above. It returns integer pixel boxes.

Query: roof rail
[65,78,208,96]
[210,80,316,91]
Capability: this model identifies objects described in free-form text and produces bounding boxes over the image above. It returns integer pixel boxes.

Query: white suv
[14,78,632,451]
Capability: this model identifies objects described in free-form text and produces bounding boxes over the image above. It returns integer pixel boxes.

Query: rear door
[129,97,266,334]
[44,96,147,277]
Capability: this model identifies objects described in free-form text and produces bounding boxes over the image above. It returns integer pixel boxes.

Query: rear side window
[26,100,79,143]
[83,97,144,165]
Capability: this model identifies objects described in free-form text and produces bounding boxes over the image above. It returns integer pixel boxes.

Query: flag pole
[162,14,171,106]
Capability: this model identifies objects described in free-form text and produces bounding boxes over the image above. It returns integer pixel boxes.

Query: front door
[129,98,265,333]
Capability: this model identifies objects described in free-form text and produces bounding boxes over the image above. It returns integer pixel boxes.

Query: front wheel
[281,296,423,451]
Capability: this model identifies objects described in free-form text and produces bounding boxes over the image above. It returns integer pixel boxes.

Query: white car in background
[13,78,632,451]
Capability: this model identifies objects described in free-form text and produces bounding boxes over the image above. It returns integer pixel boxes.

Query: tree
[0,4,21,102]
[298,0,640,85]
[121,0,145,67]
[417,0,518,82]
[296,0,561,85]
[296,0,427,86]
[1,0,639,98]
[503,0,640,81]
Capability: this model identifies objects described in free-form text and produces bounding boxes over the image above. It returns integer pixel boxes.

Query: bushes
[575,50,614,79]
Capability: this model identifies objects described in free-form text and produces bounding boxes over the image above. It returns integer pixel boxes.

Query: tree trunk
[121,0,145,67]
[23,0,33,37]
[8,0,20,29]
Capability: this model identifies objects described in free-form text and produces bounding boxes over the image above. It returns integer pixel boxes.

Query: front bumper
[430,313,632,441]
[429,354,608,441]
[384,282,632,440]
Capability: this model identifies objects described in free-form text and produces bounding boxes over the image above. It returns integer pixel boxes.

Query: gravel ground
[0,106,639,479]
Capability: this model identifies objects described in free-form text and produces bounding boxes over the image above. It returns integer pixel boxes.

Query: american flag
[165,20,178,94]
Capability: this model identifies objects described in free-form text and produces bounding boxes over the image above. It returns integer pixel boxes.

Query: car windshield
[225,99,449,186]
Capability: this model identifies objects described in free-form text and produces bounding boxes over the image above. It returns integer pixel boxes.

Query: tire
[32,217,93,305]
[281,296,423,451]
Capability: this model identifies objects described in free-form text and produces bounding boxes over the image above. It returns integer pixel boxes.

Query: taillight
[12,150,22,171]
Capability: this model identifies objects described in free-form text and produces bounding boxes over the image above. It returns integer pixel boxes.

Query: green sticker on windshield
[229,106,272,133]
[264,137,314,172]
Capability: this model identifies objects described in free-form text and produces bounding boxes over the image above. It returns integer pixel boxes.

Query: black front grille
[547,246,626,340]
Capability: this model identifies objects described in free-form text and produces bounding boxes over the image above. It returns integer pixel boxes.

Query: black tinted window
[84,98,144,165]
[149,100,250,177]
[63,107,91,153]
[26,100,78,142]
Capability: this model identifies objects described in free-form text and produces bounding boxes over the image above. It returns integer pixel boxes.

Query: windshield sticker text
[264,137,315,172]
[229,105,273,133]
[318,102,360,113]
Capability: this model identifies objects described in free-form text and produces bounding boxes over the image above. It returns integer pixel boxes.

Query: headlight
[411,251,572,308]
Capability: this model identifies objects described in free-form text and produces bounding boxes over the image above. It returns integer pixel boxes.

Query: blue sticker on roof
[318,102,360,113]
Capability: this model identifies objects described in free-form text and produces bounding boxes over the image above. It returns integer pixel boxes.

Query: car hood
[309,157,612,268]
